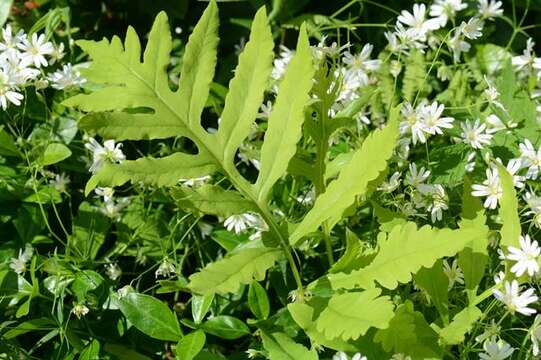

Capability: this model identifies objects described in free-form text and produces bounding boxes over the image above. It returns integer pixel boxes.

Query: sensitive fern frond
[315,288,394,341]
[188,247,282,296]
[289,105,400,245]
[66,2,314,203]
[329,221,488,290]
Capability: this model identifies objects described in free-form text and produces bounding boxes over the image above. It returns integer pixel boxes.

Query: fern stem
[224,165,306,302]
[314,100,335,266]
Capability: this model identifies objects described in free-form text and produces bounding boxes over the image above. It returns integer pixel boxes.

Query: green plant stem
[314,109,334,266]
[126,72,307,301]
[224,164,306,302]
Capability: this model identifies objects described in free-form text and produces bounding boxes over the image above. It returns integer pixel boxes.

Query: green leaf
[188,247,282,295]
[64,4,221,195]
[80,339,101,360]
[172,184,256,218]
[261,332,318,360]
[3,318,55,339]
[329,229,362,274]
[71,270,104,301]
[374,301,442,358]
[191,294,214,325]
[413,260,449,323]
[175,330,206,360]
[495,60,539,142]
[287,303,358,353]
[0,0,12,27]
[254,22,315,202]
[0,125,20,157]
[85,153,218,195]
[201,315,250,340]
[216,7,274,169]
[177,1,219,130]
[248,281,270,320]
[437,306,482,345]
[289,105,400,246]
[117,292,182,341]
[497,163,520,248]
[458,176,489,301]
[315,288,394,341]
[41,143,72,166]
[329,221,488,290]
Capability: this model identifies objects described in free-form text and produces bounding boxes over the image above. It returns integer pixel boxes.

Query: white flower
[101,198,129,220]
[104,263,122,280]
[504,159,525,189]
[0,69,23,109]
[525,191,541,228]
[460,119,492,149]
[224,212,267,235]
[271,45,294,82]
[397,4,441,40]
[460,17,484,40]
[405,163,430,187]
[48,42,65,65]
[47,64,86,90]
[336,68,362,103]
[507,235,540,277]
[417,184,448,222]
[342,44,380,87]
[18,33,54,68]
[472,168,502,209]
[0,25,25,56]
[178,175,211,187]
[493,271,505,285]
[519,139,541,179]
[378,172,401,193]
[332,352,348,360]
[479,337,514,360]
[429,0,467,27]
[419,101,454,135]
[478,0,503,19]
[442,259,464,289]
[84,137,126,173]
[95,187,115,202]
[485,114,505,133]
[390,60,402,77]
[296,187,315,205]
[351,354,367,360]
[448,30,471,62]
[155,258,176,278]
[400,102,426,145]
[256,100,273,119]
[512,38,536,71]
[72,303,90,319]
[531,315,541,356]
[390,355,412,360]
[492,280,538,316]
[49,172,70,193]
[9,244,33,274]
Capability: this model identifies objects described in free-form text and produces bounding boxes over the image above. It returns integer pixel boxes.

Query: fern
[261,332,318,360]
[188,247,282,296]
[437,306,482,345]
[315,288,394,341]
[329,221,488,290]
[374,301,442,358]
[65,3,315,295]
[289,105,400,246]
[402,50,429,103]
[497,163,521,248]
